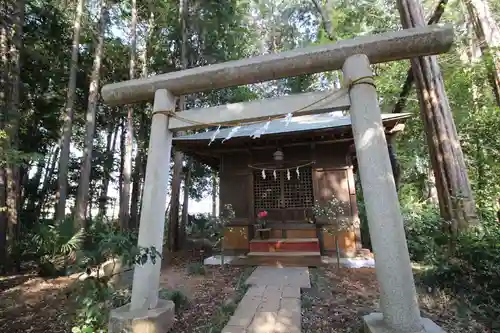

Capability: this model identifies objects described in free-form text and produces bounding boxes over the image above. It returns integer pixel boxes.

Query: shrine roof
[173,112,411,142]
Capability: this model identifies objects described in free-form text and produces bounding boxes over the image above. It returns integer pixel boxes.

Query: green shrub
[159,288,189,312]
[19,217,85,277]
[415,214,500,328]
[66,220,160,333]
[400,202,450,263]
[379,198,500,327]
[186,262,206,275]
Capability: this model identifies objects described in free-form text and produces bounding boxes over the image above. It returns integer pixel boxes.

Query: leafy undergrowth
[0,252,251,333]
[301,267,490,333]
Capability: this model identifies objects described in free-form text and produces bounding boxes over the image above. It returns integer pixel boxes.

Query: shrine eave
[173,113,411,168]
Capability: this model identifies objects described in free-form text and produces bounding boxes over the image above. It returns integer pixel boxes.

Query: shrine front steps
[249,238,320,253]
[235,252,323,267]
[232,238,321,267]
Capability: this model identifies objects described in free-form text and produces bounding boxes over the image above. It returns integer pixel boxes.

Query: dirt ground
[3,261,491,333]
[301,267,489,333]
[0,253,248,333]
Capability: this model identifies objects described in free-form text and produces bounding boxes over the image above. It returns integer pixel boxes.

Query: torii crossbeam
[103,25,453,333]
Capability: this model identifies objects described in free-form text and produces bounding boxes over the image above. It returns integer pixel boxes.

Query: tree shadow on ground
[0,274,36,293]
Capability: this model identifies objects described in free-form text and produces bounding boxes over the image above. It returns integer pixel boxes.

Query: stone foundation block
[363,313,446,333]
[101,258,134,288]
[108,299,175,333]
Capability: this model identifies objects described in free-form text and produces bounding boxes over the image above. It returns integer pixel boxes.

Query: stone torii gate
[104,26,452,333]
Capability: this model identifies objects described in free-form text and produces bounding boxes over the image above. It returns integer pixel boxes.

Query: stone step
[246,251,322,267]
[231,253,323,267]
[250,238,319,243]
[249,238,320,253]
[248,251,320,257]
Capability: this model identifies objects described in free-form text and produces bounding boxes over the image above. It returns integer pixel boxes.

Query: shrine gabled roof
[173,112,412,142]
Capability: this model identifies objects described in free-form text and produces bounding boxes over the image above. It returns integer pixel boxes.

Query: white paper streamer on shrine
[222,125,241,142]
[251,120,271,139]
[208,125,221,146]
[283,113,293,127]
[248,161,315,180]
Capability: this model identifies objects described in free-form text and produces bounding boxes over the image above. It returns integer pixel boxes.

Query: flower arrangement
[257,210,268,229]
[255,210,271,239]
[312,197,358,231]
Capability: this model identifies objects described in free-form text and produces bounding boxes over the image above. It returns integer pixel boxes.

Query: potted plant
[312,197,359,268]
[256,210,271,240]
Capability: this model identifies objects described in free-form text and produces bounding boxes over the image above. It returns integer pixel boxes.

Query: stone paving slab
[222,266,309,333]
[245,266,311,288]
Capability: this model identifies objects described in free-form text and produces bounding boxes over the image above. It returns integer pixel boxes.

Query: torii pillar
[102,26,453,333]
[344,54,444,333]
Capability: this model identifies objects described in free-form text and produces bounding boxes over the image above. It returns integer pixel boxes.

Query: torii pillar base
[108,299,175,333]
[363,313,445,333]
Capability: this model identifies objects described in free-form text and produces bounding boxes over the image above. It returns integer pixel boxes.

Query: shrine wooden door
[253,166,314,224]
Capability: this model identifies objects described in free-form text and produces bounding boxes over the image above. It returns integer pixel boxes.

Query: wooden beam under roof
[168,89,349,131]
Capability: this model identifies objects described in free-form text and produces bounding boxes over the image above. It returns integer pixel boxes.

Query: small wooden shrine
[173,112,410,265]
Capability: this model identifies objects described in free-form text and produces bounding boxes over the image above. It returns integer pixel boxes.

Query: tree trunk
[392,0,449,114]
[138,124,149,219]
[129,153,142,229]
[168,0,188,252]
[311,0,335,40]
[169,153,183,251]
[398,0,477,232]
[73,0,108,231]
[5,0,24,271]
[179,164,190,247]
[211,170,217,217]
[98,123,118,218]
[0,167,5,271]
[131,12,154,228]
[55,0,84,223]
[468,28,486,214]
[425,168,439,204]
[24,157,45,219]
[130,112,146,229]
[311,0,341,88]
[38,145,59,219]
[0,9,8,271]
[119,0,137,230]
[464,0,500,107]
[386,135,402,192]
[118,118,125,220]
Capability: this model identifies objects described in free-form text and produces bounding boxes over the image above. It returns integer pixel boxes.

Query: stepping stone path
[222,266,310,333]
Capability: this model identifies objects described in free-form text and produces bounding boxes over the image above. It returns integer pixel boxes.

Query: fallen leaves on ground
[168,266,246,333]
[0,273,75,333]
[0,252,247,333]
[301,267,488,333]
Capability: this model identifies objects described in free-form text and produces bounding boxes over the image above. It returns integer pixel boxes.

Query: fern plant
[26,217,85,277]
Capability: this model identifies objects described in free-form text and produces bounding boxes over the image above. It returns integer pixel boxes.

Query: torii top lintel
[101,25,453,106]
